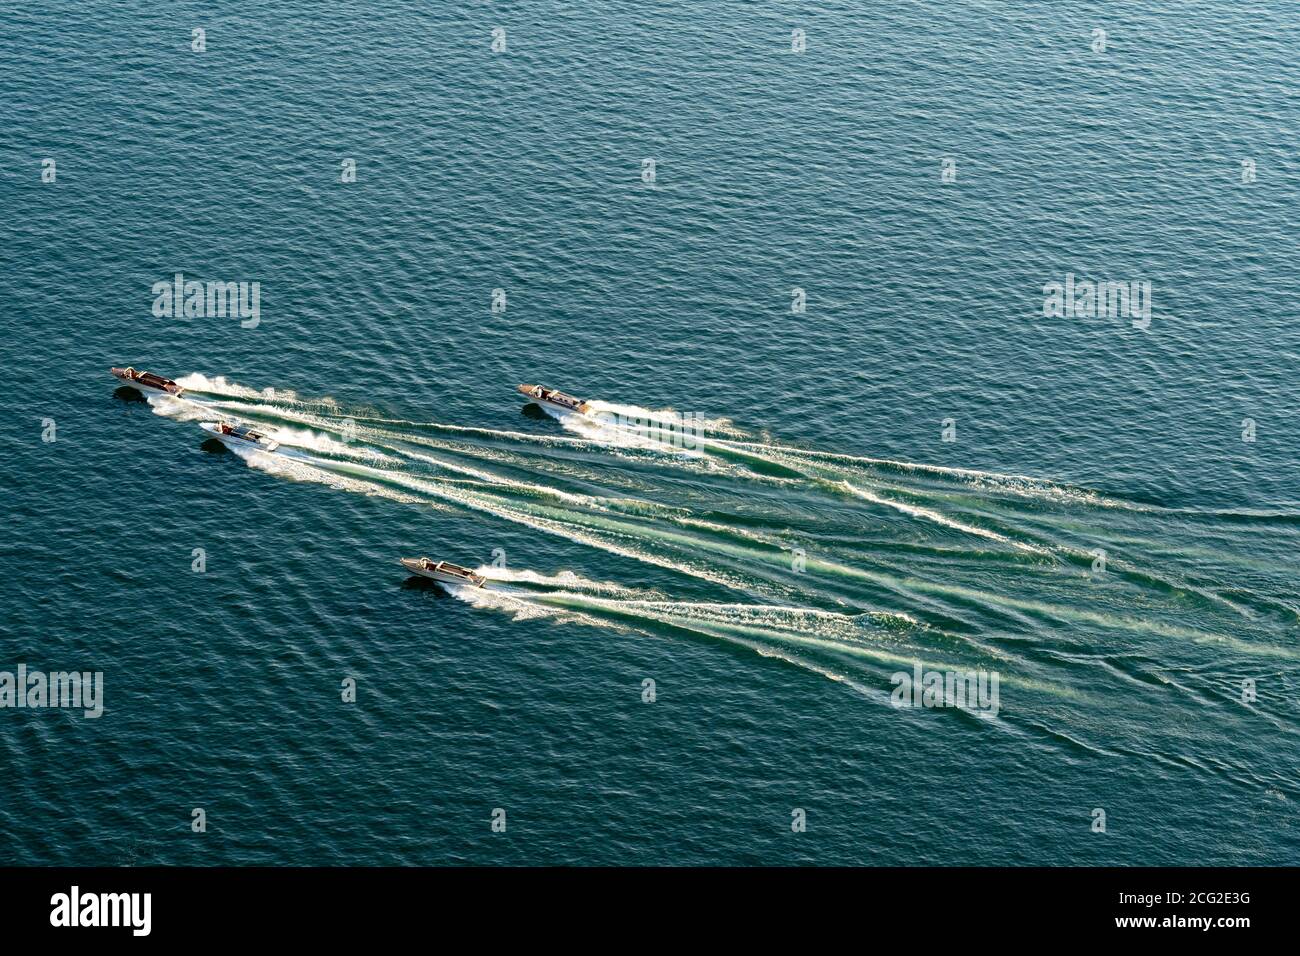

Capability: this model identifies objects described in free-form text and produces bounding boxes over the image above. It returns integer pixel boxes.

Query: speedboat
[111,366,184,397]
[399,557,487,588]
[517,384,593,415]
[199,421,280,452]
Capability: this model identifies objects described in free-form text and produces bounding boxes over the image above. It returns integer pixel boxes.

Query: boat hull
[399,558,486,587]
[199,421,278,452]
[538,396,590,414]
[110,368,183,397]
[516,384,592,415]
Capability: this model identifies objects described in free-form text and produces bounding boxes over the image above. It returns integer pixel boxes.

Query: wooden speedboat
[111,366,184,396]
[199,421,280,452]
[399,557,487,588]
[516,384,593,415]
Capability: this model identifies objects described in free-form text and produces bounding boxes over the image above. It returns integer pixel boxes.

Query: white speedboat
[399,557,487,588]
[111,366,184,397]
[199,421,280,452]
[517,384,592,415]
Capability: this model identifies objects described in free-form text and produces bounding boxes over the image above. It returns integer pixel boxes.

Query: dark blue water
[2,0,1297,865]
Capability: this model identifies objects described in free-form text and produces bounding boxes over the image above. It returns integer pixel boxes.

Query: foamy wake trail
[372,441,600,507]
[265,424,395,461]
[472,588,1057,697]
[174,373,299,403]
[448,584,887,697]
[838,481,1049,555]
[240,422,1056,622]
[199,388,755,485]
[165,374,1275,643]
[148,389,394,463]
[445,584,560,621]
[582,400,751,438]
[182,389,722,480]
[527,408,1091,558]
[716,437,1152,511]
[544,405,704,456]
[167,375,1121,517]
[295,452,756,592]
[199,403,394,462]
[146,394,210,421]
[475,566,642,596]
[227,444,442,509]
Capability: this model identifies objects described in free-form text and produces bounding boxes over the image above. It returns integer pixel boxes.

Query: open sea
[1,1,1298,865]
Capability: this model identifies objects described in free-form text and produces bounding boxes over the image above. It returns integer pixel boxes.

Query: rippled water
[1,1,1297,865]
